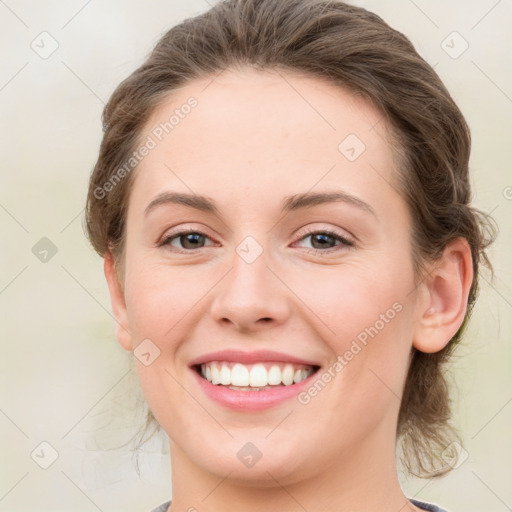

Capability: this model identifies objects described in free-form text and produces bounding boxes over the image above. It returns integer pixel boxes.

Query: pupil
[313,233,333,249]
[182,233,203,249]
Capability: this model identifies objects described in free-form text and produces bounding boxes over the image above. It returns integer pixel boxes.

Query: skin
[104,68,473,512]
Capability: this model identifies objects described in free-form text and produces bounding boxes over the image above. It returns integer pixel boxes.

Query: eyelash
[298,227,354,254]
[158,227,354,256]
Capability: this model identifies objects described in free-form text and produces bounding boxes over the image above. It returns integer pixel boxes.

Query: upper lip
[189,350,321,367]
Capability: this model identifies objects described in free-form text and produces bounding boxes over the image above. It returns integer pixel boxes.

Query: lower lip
[191,367,318,411]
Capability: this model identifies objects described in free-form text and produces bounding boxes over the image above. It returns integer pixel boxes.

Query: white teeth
[199,361,315,388]
[267,365,282,385]
[231,363,250,386]
[282,364,294,386]
[249,364,268,387]
[219,365,231,385]
[211,363,220,385]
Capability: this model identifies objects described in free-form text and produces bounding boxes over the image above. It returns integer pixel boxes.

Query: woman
[85,0,495,510]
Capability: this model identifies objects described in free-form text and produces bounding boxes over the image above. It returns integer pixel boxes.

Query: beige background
[0,1,511,511]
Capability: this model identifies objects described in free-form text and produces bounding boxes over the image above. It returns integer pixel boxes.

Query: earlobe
[412,238,474,354]
[104,251,133,351]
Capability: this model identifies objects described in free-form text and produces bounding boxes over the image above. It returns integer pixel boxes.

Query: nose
[209,247,291,333]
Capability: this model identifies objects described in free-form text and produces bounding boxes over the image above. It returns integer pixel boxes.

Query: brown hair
[85,0,496,477]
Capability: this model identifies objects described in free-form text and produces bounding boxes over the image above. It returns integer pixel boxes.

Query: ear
[413,238,474,353]
[104,250,133,351]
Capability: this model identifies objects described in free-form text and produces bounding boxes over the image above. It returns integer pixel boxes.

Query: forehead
[130,67,401,216]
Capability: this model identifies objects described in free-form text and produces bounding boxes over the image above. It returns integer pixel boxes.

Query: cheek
[298,261,415,397]
[123,259,202,340]
[122,259,198,425]
[289,261,406,339]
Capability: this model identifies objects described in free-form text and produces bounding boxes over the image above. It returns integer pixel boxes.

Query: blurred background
[0,1,510,511]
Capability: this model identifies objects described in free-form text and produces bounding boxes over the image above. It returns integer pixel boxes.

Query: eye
[293,228,354,255]
[158,227,354,255]
[158,229,216,252]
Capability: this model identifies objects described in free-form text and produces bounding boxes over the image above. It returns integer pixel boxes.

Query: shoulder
[410,498,450,512]
[147,500,172,512]
[148,499,449,512]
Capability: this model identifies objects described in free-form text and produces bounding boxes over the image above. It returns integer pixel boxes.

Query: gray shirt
[148,498,448,511]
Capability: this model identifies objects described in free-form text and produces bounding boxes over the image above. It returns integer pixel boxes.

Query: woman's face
[112,68,428,484]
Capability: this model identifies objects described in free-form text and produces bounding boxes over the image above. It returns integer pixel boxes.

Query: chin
[189,437,313,487]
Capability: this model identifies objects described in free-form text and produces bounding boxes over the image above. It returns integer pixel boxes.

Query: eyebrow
[144,190,376,218]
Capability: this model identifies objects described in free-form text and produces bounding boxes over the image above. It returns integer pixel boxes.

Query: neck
[167,422,421,512]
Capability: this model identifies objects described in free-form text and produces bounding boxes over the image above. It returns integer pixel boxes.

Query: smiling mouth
[193,361,321,391]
